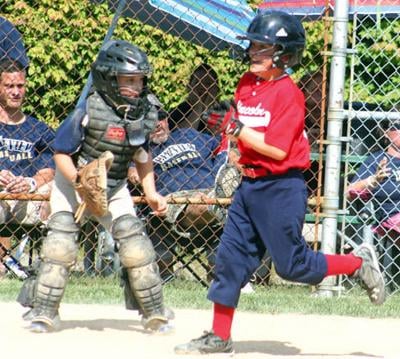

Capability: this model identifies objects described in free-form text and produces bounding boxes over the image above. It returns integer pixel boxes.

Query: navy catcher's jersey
[0,115,55,177]
[151,128,226,195]
[52,105,86,155]
[350,150,400,221]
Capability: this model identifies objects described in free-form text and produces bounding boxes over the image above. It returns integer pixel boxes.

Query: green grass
[1,276,399,318]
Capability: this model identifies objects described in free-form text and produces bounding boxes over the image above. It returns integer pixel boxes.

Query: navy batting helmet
[238,11,306,69]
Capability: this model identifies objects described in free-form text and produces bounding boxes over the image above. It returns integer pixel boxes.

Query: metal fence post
[317,0,350,297]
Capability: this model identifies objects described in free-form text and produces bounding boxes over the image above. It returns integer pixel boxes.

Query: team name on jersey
[393,169,400,181]
[0,151,32,161]
[153,143,196,163]
[237,101,265,116]
[153,143,200,171]
[0,136,33,153]
[237,100,271,127]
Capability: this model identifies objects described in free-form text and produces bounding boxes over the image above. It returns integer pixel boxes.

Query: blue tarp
[108,0,256,51]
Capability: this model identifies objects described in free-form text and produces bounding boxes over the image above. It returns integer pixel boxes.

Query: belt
[242,166,271,179]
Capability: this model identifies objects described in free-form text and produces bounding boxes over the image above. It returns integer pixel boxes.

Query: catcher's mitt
[74,151,114,222]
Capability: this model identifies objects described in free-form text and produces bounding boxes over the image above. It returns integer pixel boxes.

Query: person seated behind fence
[346,116,400,290]
[0,16,29,69]
[168,63,219,131]
[128,115,240,280]
[0,59,55,277]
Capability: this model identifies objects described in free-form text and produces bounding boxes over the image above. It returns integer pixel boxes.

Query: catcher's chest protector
[80,92,140,183]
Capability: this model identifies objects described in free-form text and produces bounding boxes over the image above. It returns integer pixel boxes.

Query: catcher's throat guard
[74,151,114,222]
[126,115,146,146]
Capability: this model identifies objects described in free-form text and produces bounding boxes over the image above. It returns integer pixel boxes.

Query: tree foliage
[1,1,397,128]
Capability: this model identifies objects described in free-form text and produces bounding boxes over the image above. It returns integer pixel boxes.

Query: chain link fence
[340,10,400,296]
[0,1,399,298]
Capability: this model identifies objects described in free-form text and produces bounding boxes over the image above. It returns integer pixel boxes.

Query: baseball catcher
[19,39,173,334]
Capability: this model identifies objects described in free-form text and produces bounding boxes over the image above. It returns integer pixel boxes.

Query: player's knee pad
[126,261,164,317]
[33,261,69,322]
[17,274,37,308]
[17,259,41,309]
[112,215,156,268]
[120,268,140,311]
[41,211,80,265]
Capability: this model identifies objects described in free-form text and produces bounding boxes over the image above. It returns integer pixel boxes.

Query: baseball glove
[74,151,114,222]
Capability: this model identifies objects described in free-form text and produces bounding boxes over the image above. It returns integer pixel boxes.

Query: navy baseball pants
[208,170,328,307]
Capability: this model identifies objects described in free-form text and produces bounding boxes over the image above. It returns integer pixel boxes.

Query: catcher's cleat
[141,307,175,334]
[174,330,234,355]
[23,308,60,322]
[29,314,60,333]
[22,308,35,321]
[352,243,386,305]
[141,312,174,334]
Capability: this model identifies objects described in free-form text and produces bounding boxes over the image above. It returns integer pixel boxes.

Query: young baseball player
[19,39,173,333]
[174,11,385,355]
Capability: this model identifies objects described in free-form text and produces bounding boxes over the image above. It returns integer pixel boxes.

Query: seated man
[0,59,55,277]
[347,117,400,291]
[129,115,240,281]
[168,63,219,131]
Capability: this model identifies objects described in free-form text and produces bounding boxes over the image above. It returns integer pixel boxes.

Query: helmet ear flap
[271,48,285,69]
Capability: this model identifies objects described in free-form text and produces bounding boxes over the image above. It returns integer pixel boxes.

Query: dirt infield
[1,302,398,359]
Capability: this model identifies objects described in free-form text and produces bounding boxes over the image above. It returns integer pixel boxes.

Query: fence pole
[316,0,350,297]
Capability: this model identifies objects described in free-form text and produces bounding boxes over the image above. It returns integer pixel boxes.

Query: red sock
[324,253,362,277]
[212,302,235,340]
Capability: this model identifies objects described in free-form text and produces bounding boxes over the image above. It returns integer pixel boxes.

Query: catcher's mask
[238,11,305,69]
[91,39,152,120]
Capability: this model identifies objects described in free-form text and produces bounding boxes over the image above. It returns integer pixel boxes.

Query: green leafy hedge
[1,1,397,128]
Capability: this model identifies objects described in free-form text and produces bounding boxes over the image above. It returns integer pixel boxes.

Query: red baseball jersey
[234,72,310,174]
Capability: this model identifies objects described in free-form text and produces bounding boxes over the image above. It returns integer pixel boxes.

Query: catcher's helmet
[238,11,305,69]
[91,39,152,112]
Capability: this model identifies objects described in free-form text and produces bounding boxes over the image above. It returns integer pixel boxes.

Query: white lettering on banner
[237,100,271,127]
